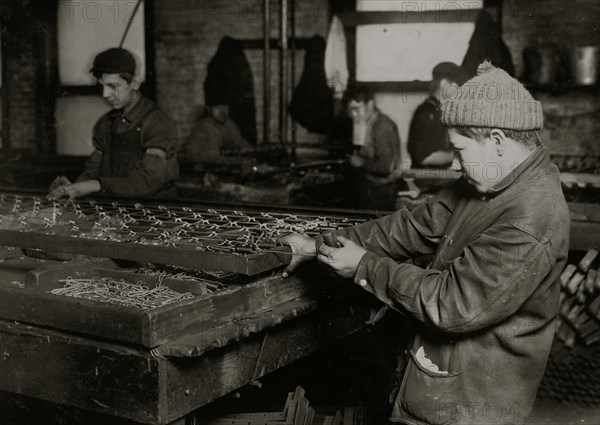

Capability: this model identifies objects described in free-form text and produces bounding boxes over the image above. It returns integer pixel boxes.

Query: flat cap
[432,62,469,85]
[91,48,136,76]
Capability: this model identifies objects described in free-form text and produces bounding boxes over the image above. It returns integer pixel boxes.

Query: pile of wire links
[50,276,194,310]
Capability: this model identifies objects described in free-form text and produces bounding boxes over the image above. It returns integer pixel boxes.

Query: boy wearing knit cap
[49,48,179,200]
[279,62,570,424]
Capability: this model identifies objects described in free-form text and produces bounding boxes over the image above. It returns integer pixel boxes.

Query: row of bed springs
[0,193,362,255]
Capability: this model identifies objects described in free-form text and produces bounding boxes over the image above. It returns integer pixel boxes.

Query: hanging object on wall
[289,36,334,134]
[204,37,258,145]
[462,10,515,78]
[570,46,599,86]
[325,15,349,100]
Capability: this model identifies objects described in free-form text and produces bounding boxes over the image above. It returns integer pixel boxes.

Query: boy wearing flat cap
[49,48,179,200]
[279,62,569,425]
[408,62,469,168]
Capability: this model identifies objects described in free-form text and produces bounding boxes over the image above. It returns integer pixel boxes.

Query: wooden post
[263,0,271,145]
[290,0,297,161]
[280,0,288,147]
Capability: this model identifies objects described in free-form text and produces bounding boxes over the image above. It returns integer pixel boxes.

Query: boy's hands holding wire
[277,234,367,280]
[277,233,317,278]
[317,236,367,279]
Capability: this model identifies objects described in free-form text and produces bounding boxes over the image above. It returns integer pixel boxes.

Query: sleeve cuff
[97,177,115,194]
[354,250,376,287]
[353,251,411,310]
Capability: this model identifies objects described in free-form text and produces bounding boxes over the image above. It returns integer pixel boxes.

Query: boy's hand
[350,154,365,168]
[49,176,71,192]
[48,180,101,200]
[277,234,317,278]
[317,236,367,279]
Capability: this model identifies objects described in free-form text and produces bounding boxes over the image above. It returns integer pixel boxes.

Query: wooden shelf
[359,81,435,92]
[526,83,599,94]
[339,10,478,26]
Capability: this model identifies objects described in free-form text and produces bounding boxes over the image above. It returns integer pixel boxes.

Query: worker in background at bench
[279,62,570,425]
[408,62,469,168]
[346,85,402,211]
[49,48,179,200]
[179,101,250,167]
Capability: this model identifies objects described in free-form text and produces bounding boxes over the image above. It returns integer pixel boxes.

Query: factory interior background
[0,0,599,424]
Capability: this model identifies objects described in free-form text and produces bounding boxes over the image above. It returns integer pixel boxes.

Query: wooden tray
[0,259,311,348]
[0,229,291,275]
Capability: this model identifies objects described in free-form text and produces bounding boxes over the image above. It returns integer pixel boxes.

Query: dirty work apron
[100,108,176,198]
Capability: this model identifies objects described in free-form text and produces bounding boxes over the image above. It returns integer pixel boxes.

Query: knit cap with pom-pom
[441,61,543,130]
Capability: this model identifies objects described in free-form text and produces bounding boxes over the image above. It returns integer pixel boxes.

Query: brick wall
[2,0,39,150]
[154,0,330,148]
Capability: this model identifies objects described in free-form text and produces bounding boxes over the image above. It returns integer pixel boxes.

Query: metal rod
[290,0,297,161]
[279,0,288,146]
[119,0,143,48]
[263,0,271,145]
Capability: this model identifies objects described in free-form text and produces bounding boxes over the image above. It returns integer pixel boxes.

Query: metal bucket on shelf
[523,46,559,85]
[569,46,599,85]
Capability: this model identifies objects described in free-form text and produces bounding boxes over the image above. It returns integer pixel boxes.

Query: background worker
[279,62,570,425]
[179,102,250,167]
[49,47,179,200]
[408,62,469,168]
[346,86,402,211]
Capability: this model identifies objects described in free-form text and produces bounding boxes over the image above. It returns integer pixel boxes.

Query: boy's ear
[131,77,141,90]
[490,129,507,156]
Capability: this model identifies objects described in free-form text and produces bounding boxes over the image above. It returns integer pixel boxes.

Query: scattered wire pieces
[135,265,231,290]
[51,276,194,310]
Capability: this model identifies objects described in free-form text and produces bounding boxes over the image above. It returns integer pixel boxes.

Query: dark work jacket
[77,95,179,197]
[289,35,334,134]
[334,147,570,425]
[462,10,515,77]
[407,96,450,168]
[356,112,402,182]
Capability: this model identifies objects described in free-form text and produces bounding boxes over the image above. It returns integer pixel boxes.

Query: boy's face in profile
[347,99,375,124]
[209,105,230,123]
[437,78,460,101]
[99,73,139,110]
[449,129,500,193]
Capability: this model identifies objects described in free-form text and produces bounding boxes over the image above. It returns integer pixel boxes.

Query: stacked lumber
[537,249,600,406]
[321,406,363,425]
[203,386,362,425]
[556,249,600,348]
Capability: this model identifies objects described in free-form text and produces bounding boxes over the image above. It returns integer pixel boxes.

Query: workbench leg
[169,412,198,425]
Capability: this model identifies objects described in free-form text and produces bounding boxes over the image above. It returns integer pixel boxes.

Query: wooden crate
[0,259,312,348]
[0,300,367,425]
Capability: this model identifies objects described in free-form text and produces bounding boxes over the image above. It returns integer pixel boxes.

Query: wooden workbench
[0,256,372,424]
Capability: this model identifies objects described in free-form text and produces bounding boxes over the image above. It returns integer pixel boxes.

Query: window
[355,0,482,81]
[55,0,146,155]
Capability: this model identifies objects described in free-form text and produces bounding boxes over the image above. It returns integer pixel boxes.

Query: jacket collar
[120,94,152,123]
[488,145,550,195]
